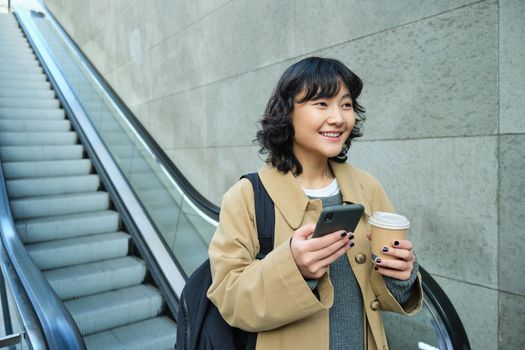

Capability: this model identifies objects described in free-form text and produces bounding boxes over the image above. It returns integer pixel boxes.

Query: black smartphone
[311,204,365,238]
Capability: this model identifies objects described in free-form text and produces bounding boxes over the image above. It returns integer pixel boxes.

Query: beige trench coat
[208,161,423,350]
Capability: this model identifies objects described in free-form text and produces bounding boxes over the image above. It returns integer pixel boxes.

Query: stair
[0,13,176,349]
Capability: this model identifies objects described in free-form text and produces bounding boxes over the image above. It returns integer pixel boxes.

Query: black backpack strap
[240,173,275,259]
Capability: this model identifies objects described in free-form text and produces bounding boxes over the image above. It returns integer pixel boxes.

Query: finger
[381,246,414,261]
[374,266,411,281]
[294,223,316,240]
[392,239,413,250]
[308,230,350,250]
[348,235,355,248]
[313,235,351,261]
[314,241,351,270]
[296,239,349,278]
[375,258,412,272]
[366,231,372,241]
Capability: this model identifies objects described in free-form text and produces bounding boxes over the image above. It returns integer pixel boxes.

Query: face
[291,83,356,164]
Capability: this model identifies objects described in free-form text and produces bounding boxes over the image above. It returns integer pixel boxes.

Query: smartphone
[311,204,365,238]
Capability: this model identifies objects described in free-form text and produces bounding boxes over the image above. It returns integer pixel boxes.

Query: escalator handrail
[420,267,470,350]
[0,163,85,349]
[36,0,220,222]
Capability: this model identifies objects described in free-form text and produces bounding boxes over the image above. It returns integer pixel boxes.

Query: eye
[342,102,353,109]
[315,101,328,107]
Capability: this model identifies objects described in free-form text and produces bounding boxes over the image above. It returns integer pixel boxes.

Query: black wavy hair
[256,57,366,175]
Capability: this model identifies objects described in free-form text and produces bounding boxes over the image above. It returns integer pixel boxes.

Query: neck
[294,156,334,189]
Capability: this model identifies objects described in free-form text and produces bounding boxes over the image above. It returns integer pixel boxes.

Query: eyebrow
[341,93,352,100]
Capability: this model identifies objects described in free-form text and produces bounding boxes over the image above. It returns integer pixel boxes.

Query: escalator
[0,5,470,350]
[0,11,176,349]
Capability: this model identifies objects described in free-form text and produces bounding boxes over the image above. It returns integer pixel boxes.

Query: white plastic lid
[369,211,410,230]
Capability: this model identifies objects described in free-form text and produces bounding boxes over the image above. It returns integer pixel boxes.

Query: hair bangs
[295,60,362,106]
[297,68,342,103]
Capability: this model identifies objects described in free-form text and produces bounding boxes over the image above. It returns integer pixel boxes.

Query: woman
[207,57,422,349]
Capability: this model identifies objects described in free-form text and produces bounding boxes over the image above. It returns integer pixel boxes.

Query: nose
[327,107,345,126]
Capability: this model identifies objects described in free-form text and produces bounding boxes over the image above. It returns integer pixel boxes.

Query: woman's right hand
[290,223,354,279]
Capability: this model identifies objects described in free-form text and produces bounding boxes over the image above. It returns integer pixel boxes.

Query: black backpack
[176,173,275,350]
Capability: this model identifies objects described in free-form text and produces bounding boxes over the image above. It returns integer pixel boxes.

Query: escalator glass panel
[384,299,449,349]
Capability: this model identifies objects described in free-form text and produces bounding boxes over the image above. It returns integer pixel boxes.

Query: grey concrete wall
[44,0,524,348]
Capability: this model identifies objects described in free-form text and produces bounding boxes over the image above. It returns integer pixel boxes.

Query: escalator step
[0,131,76,146]
[16,210,119,243]
[0,65,42,76]
[0,119,69,132]
[0,107,64,119]
[0,40,29,48]
[65,284,163,336]
[6,174,100,198]
[0,39,32,47]
[0,50,35,60]
[0,37,32,46]
[0,40,30,46]
[0,58,40,69]
[0,79,50,90]
[0,71,48,82]
[0,96,59,109]
[0,64,43,74]
[0,145,84,162]
[0,23,22,30]
[0,39,32,46]
[83,316,177,350]
[3,159,90,180]
[44,256,146,300]
[0,87,53,99]
[10,191,110,219]
[26,231,130,270]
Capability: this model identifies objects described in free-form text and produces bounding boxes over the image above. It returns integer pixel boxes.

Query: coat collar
[258,161,372,229]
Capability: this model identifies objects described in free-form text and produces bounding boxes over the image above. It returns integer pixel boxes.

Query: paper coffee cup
[369,212,410,260]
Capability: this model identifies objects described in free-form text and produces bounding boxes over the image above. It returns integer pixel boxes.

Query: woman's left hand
[367,232,415,281]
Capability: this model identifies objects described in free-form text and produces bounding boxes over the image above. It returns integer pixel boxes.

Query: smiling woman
[256,57,366,178]
[291,85,356,189]
[206,57,422,350]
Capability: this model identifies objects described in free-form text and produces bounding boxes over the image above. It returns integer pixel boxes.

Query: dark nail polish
[340,231,347,238]
[376,258,382,264]
[394,240,400,246]
[350,242,355,247]
[349,234,354,240]
[374,266,378,270]
[382,247,389,252]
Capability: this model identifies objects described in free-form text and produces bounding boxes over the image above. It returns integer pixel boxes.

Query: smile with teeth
[320,132,342,138]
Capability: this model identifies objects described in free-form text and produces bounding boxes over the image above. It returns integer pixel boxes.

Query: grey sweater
[309,192,419,350]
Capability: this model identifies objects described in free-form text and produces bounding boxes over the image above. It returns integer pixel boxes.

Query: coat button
[355,253,366,264]
[370,300,381,311]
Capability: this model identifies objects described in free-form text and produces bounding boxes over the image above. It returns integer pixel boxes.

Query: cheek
[345,113,356,131]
